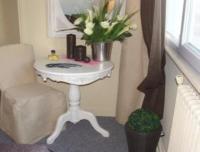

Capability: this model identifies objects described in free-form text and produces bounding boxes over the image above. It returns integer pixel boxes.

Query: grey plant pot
[125,123,162,152]
[91,42,113,62]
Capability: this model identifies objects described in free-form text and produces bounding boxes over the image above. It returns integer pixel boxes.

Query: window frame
[165,0,200,73]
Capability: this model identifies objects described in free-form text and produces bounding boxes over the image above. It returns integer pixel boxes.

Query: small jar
[48,50,59,61]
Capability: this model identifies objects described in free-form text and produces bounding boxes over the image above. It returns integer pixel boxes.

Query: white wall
[0,0,6,45]
[162,55,180,151]
[17,0,123,116]
[0,0,20,45]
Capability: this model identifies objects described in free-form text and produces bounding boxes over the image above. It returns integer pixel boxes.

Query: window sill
[165,45,200,93]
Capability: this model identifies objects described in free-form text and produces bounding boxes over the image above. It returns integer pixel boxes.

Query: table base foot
[47,109,109,144]
[47,111,71,144]
[79,110,110,137]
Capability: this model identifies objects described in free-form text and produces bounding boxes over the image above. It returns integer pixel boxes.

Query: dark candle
[67,34,76,59]
[74,45,86,61]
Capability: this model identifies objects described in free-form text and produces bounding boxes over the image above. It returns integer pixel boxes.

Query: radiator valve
[176,75,184,85]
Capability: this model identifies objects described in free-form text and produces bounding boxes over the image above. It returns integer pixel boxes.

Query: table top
[34,59,114,85]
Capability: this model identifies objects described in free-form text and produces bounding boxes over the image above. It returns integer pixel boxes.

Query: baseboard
[157,138,166,152]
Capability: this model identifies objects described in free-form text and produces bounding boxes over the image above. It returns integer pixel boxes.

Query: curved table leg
[47,84,109,144]
[47,111,71,144]
[79,110,110,137]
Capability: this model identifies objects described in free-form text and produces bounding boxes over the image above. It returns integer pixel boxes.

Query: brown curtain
[138,0,166,118]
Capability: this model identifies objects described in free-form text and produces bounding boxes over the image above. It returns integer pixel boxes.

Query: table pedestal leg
[79,110,109,137]
[47,84,109,144]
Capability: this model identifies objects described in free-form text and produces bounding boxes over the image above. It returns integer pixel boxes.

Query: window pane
[187,0,200,51]
[166,0,184,41]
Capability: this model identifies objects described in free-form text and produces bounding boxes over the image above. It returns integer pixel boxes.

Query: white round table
[34,59,113,144]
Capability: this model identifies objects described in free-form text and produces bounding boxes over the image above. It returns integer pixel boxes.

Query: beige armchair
[0,44,67,144]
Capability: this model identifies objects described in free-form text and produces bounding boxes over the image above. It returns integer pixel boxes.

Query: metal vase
[91,42,113,62]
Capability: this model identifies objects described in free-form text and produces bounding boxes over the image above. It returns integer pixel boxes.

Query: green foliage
[73,0,137,45]
[127,109,161,133]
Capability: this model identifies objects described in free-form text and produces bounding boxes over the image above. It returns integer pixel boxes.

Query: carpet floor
[0,117,128,152]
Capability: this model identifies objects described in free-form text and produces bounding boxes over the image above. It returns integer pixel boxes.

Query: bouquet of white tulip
[73,0,137,45]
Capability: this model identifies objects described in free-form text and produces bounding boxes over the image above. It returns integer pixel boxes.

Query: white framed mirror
[48,0,126,38]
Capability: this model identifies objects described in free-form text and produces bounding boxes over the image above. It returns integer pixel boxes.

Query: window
[184,0,200,51]
[166,0,200,72]
[166,0,184,43]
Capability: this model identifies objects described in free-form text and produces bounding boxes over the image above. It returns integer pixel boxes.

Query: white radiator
[168,76,200,152]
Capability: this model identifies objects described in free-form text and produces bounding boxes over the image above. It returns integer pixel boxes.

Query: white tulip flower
[131,24,138,30]
[105,13,110,20]
[74,17,83,25]
[100,21,110,29]
[104,21,118,34]
[107,22,118,32]
[87,9,93,21]
[84,28,93,35]
[85,16,90,25]
[124,26,130,32]
[86,22,95,29]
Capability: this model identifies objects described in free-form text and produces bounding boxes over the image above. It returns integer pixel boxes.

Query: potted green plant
[73,0,137,61]
[125,108,162,152]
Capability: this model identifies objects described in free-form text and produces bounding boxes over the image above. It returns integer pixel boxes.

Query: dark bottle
[67,34,76,59]
[74,45,87,61]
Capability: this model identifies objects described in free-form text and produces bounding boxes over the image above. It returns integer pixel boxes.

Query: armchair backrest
[0,44,36,90]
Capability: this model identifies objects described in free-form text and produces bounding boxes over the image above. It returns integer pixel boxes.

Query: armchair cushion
[0,83,67,144]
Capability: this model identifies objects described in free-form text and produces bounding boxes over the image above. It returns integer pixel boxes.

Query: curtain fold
[116,0,166,123]
[138,0,166,118]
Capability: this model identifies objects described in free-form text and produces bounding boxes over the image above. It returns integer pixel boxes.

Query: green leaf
[127,109,161,133]
[124,10,139,23]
